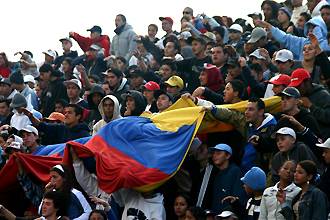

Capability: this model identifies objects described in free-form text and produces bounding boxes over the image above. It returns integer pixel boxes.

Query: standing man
[54,37,78,69]
[156,17,179,49]
[111,14,137,61]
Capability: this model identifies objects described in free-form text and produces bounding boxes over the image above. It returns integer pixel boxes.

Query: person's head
[244,97,265,124]
[269,74,291,95]
[278,7,292,24]
[122,90,146,116]
[185,207,206,220]
[88,210,108,220]
[61,57,73,73]
[0,79,12,97]
[274,49,294,73]
[226,57,242,82]
[102,82,111,95]
[249,49,268,70]
[224,80,244,103]
[63,104,83,127]
[248,27,268,47]
[0,99,10,117]
[9,71,25,91]
[294,160,317,186]
[275,127,296,152]
[278,160,296,183]
[101,97,115,120]
[115,14,126,27]
[164,40,180,57]
[114,56,127,73]
[87,25,102,39]
[59,37,72,52]
[0,52,9,67]
[160,59,177,81]
[148,24,158,39]
[189,37,206,57]
[288,68,312,96]
[165,76,184,96]
[280,87,301,113]
[159,17,174,32]
[228,24,243,42]
[303,43,317,61]
[142,81,160,102]
[212,26,226,45]
[45,112,66,124]
[321,5,330,26]
[49,164,73,191]
[174,194,190,218]
[261,0,281,21]
[209,144,232,169]
[129,70,145,89]
[297,12,311,29]
[43,49,56,63]
[39,64,54,82]
[182,7,194,20]
[54,99,68,114]
[249,63,264,82]
[156,92,173,112]
[199,64,222,91]
[64,79,82,100]
[316,138,330,164]
[41,191,66,219]
[307,0,322,13]
[211,45,228,67]
[240,166,266,195]
[10,93,27,113]
[19,125,39,148]
[104,68,123,88]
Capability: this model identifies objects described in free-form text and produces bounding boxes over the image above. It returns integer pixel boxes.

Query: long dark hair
[298,160,317,184]
[88,210,108,220]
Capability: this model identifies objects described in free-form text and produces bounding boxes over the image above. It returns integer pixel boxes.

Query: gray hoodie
[111,24,137,61]
[92,95,122,135]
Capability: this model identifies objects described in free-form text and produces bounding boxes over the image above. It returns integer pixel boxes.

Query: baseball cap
[288,68,310,87]
[248,12,262,19]
[45,112,65,122]
[64,79,82,90]
[202,32,216,42]
[89,44,102,51]
[24,75,36,84]
[0,78,11,86]
[143,81,160,91]
[6,135,23,151]
[177,31,192,40]
[209,143,232,155]
[164,76,184,89]
[42,49,57,59]
[249,48,266,60]
[280,87,301,98]
[276,127,296,139]
[159,17,174,24]
[87,25,102,34]
[269,74,291,86]
[241,167,266,191]
[228,24,243,33]
[217,211,237,219]
[59,37,72,44]
[19,125,38,136]
[316,138,330,149]
[275,49,294,62]
[154,90,174,102]
[248,27,267,43]
[187,36,207,45]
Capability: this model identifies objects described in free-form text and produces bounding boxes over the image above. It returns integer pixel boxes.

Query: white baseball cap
[24,75,36,84]
[249,48,266,60]
[178,31,192,40]
[228,24,243,33]
[316,138,330,149]
[275,49,294,62]
[42,49,57,59]
[64,79,82,90]
[276,127,296,139]
[20,125,39,136]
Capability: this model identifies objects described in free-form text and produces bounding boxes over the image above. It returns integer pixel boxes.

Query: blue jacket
[271,16,330,60]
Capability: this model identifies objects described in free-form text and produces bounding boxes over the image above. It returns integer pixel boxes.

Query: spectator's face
[137,42,147,54]
[262,3,273,20]
[157,94,172,112]
[161,20,172,32]
[115,59,126,72]
[143,90,154,102]
[244,102,260,123]
[228,31,241,41]
[294,164,310,186]
[226,66,241,83]
[41,198,57,218]
[174,196,188,218]
[66,84,80,99]
[148,25,158,38]
[0,102,10,116]
[223,83,237,103]
[102,83,111,95]
[307,0,318,13]
[64,107,80,126]
[211,47,227,65]
[92,93,103,105]
[160,64,173,81]
[35,84,42,97]
[49,171,64,189]
[272,84,286,95]
[62,60,71,73]
[89,212,105,220]
[166,85,180,96]
[182,7,193,20]
[278,10,289,24]
[276,134,295,152]
[164,42,177,57]
[90,32,100,40]
[40,71,51,82]
[55,103,64,114]
[321,8,330,25]
[213,32,223,45]
[279,160,296,183]
[115,15,124,27]
[126,96,135,112]
[303,44,316,61]
[281,96,298,113]
[103,98,114,119]
[243,184,254,195]
[21,131,38,148]
[275,60,292,73]
[131,76,144,89]
[27,82,35,89]
[199,71,208,86]
[212,150,229,167]
[62,40,72,51]
[44,54,54,63]
[106,73,121,88]
[322,148,330,164]
[296,15,307,29]
[191,41,204,56]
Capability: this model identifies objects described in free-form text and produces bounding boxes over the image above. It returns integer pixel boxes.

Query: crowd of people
[1,0,330,219]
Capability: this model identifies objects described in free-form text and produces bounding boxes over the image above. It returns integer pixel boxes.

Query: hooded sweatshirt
[270,16,330,60]
[111,24,137,61]
[120,90,147,116]
[92,95,122,135]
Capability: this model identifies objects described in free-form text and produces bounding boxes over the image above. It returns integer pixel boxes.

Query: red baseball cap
[288,68,311,87]
[159,17,174,24]
[269,74,291,86]
[143,81,160,91]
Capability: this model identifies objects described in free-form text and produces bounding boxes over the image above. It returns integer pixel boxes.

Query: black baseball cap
[279,87,301,99]
[87,25,102,34]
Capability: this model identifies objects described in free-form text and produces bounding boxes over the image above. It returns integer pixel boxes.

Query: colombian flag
[65,105,205,193]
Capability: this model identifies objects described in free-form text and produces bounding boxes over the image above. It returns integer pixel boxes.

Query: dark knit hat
[10,72,24,84]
